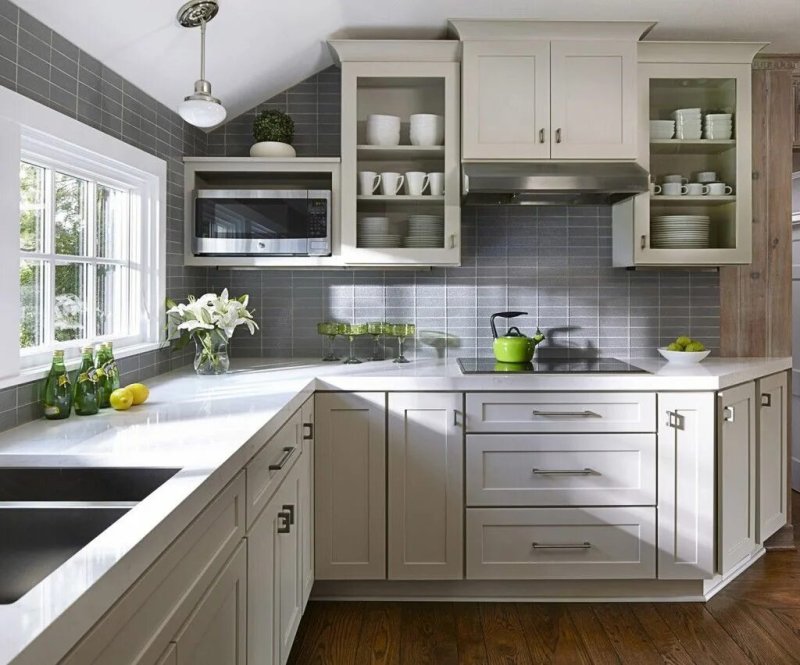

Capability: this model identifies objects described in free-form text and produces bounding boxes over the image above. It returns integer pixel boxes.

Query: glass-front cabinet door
[338,58,461,266]
[613,54,757,267]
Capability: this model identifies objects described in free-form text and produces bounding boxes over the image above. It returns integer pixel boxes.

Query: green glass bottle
[73,345,99,416]
[42,349,72,420]
[104,342,121,392]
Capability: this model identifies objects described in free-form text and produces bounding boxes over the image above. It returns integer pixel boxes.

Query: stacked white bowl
[671,108,702,140]
[404,215,444,248]
[649,120,675,139]
[366,114,401,146]
[704,113,733,140]
[409,114,444,146]
[358,216,401,248]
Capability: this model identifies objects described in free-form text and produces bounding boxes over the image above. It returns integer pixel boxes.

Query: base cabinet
[315,392,386,579]
[757,372,789,543]
[300,398,315,606]
[174,542,247,665]
[718,382,757,575]
[388,392,463,580]
[657,393,716,579]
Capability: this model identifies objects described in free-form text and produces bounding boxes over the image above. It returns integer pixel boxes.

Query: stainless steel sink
[0,466,181,604]
[0,466,180,501]
[0,504,131,604]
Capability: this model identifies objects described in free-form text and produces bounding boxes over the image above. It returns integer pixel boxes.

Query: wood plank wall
[720,59,796,357]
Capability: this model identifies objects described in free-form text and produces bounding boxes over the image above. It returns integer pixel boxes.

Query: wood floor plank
[515,604,592,664]
[706,593,799,665]
[630,603,695,665]
[566,605,621,665]
[480,603,533,665]
[354,602,402,665]
[453,603,489,665]
[655,603,755,665]
[399,602,459,665]
[592,604,663,665]
[288,601,365,665]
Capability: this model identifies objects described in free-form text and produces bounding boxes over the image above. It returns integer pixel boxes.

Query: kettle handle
[490,311,528,339]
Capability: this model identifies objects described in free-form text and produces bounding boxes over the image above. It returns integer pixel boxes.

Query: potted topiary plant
[250,109,296,157]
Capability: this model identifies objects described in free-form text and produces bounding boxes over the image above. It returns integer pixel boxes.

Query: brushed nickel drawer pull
[555,128,562,143]
[532,410,600,418]
[303,423,313,440]
[532,542,591,550]
[641,234,647,250]
[532,468,597,476]
[539,128,545,143]
[723,406,735,423]
[277,509,292,534]
[282,503,295,525]
[269,446,296,471]
[761,393,772,407]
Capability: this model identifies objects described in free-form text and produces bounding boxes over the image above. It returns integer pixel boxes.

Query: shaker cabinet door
[550,40,637,159]
[757,372,788,543]
[462,40,551,159]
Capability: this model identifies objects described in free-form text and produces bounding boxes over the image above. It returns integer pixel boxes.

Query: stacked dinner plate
[651,215,711,249]
[404,214,444,248]
[358,216,402,248]
[671,108,702,140]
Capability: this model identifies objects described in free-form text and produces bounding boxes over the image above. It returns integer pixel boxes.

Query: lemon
[109,387,134,411]
[126,383,149,405]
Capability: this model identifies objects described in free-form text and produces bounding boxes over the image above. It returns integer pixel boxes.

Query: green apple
[667,342,682,351]
[685,341,706,352]
[675,336,692,348]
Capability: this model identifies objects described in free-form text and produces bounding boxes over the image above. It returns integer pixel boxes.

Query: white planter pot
[249,141,296,157]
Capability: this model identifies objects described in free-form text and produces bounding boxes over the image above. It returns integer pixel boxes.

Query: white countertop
[0,355,790,665]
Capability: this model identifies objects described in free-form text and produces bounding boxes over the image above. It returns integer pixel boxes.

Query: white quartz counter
[0,355,790,665]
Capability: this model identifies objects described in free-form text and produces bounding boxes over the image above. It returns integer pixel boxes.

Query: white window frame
[0,86,166,386]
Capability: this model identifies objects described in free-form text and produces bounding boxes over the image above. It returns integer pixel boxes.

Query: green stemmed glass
[366,322,386,361]
[340,323,368,364]
[390,323,416,364]
[317,322,340,361]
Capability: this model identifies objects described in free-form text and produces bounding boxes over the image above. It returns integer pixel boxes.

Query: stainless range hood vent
[462,161,649,206]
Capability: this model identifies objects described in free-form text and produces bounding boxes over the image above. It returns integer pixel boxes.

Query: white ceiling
[14,0,800,125]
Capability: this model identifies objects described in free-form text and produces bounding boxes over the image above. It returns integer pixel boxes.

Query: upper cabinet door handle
[723,406,735,423]
[539,128,545,143]
[761,393,772,407]
[303,423,313,440]
[555,128,562,143]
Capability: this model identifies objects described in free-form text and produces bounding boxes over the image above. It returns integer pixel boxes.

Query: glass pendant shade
[178,80,226,127]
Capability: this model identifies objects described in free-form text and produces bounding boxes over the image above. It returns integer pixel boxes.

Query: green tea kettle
[490,311,545,363]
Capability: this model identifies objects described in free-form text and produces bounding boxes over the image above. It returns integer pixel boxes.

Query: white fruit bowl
[658,347,711,364]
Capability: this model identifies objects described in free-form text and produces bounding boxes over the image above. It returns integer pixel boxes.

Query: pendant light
[177,0,226,128]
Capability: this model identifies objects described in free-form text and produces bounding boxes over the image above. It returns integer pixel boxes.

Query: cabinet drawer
[466,507,656,579]
[466,434,656,507]
[247,410,302,529]
[465,392,656,433]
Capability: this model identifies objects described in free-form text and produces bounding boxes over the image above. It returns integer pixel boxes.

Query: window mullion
[45,168,55,347]
[87,181,96,341]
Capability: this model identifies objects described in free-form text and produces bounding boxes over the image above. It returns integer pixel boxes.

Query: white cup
[409,113,444,146]
[686,182,710,196]
[358,171,381,196]
[696,171,717,183]
[706,182,733,196]
[663,175,688,185]
[405,171,430,196]
[662,182,688,196]
[379,172,404,196]
[427,172,445,196]
[649,182,662,195]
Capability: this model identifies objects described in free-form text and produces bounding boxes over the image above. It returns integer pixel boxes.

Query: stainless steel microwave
[192,189,332,256]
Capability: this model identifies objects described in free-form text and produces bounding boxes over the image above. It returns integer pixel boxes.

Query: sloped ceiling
[13,0,800,124]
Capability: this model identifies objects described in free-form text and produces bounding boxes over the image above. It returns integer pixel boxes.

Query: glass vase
[193,330,230,375]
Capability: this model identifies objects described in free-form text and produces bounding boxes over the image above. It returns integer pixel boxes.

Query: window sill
[2,341,165,391]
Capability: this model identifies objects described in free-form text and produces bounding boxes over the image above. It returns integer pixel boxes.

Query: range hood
[462,161,649,206]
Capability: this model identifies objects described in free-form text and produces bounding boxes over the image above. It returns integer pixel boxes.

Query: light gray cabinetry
[757,372,789,543]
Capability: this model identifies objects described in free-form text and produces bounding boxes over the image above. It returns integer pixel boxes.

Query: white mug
[379,172,404,196]
[405,171,430,196]
[358,171,381,196]
[696,171,717,183]
[663,175,688,185]
[706,182,733,196]
[662,182,688,196]
[427,172,445,196]
[649,183,662,195]
[686,182,710,196]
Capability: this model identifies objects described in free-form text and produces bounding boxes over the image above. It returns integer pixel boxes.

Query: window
[19,160,135,354]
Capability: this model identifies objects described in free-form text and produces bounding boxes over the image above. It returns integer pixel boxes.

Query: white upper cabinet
[455,21,650,161]
[550,41,637,159]
[462,41,550,159]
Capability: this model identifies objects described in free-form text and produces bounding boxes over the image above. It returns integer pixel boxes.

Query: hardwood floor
[288,493,800,665]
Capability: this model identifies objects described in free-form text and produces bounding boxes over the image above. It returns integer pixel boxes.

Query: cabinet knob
[761,393,772,407]
[277,509,292,534]
[555,128,562,143]
[449,234,456,249]
[282,503,295,526]
[303,423,314,439]
[723,406,735,423]
[641,234,647,250]
[539,128,545,143]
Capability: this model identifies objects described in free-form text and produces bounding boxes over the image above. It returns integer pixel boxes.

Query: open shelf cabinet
[334,45,461,266]
[613,47,761,267]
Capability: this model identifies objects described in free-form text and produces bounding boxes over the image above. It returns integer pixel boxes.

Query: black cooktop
[457,357,647,374]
